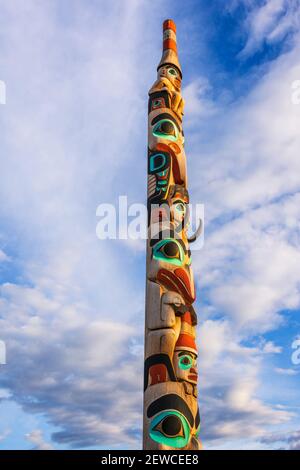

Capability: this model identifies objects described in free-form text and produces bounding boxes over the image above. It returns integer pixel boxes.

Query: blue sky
[0,0,300,450]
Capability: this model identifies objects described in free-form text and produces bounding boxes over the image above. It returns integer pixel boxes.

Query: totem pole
[143,19,201,450]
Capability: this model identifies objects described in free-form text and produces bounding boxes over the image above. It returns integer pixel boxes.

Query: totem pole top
[157,19,182,78]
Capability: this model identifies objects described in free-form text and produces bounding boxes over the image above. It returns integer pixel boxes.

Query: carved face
[173,350,198,385]
[158,65,182,90]
[168,186,189,234]
[172,200,187,226]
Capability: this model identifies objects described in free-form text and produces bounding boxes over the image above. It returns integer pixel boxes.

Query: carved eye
[151,97,165,111]
[153,119,178,141]
[150,411,190,448]
[168,67,178,77]
[178,354,193,370]
[174,202,186,215]
[154,415,184,437]
[153,239,184,266]
[149,153,167,172]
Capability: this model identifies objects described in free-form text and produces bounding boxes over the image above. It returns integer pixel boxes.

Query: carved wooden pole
[143,19,201,450]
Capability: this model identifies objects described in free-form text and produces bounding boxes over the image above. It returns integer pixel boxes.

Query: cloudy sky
[0,0,300,450]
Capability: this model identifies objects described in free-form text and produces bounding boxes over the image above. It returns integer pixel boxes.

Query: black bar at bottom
[0,449,297,467]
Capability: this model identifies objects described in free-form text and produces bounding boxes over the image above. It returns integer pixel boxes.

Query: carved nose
[190,368,197,374]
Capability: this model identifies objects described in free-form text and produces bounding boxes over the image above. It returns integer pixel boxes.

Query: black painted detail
[147,394,194,428]
[148,90,170,113]
[161,415,182,436]
[151,113,180,130]
[195,407,200,429]
[144,354,177,391]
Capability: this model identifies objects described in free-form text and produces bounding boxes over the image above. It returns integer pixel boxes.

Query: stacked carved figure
[143,19,201,450]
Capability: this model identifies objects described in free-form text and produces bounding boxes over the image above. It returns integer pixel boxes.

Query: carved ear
[188,219,202,243]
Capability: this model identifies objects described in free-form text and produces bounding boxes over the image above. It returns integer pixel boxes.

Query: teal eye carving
[149,411,190,448]
[152,239,184,266]
[153,119,178,142]
[153,99,163,108]
[174,202,186,215]
[149,153,167,172]
[178,354,193,370]
[168,67,178,77]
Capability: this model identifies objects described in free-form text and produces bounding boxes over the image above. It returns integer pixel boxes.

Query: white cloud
[0,429,11,442]
[197,319,293,446]
[194,195,300,333]
[261,428,300,449]
[187,19,300,447]
[25,429,53,450]
[0,280,143,448]
[235,0,300,58]
[191,38,300,333]
[261,341,282,354]
[183,78,217,120]
[0,250,9,263]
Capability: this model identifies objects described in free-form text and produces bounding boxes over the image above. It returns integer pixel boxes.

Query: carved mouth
[188,374,198,382]
[157,268,195,305]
